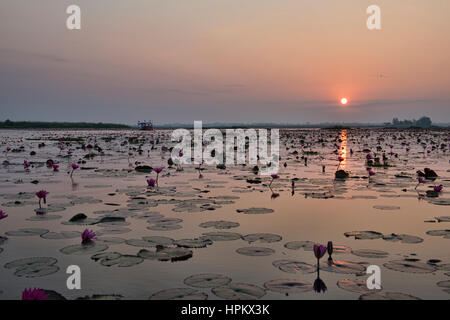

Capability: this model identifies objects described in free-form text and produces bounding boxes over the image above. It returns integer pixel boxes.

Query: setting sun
[340,98,348,105]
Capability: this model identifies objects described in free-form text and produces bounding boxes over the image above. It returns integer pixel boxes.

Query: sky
[1,0,449,125]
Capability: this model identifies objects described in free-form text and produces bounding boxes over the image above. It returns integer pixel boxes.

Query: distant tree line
[0,119,130,129]
[391,117,432,128]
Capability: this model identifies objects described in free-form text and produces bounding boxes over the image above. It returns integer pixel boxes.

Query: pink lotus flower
[81,229,96,243]
[366,153,373,160]
[22,288,49,300]
[24,160,31,169]
[0,210,7,220]
[269,174,279,188]
[52,164,59,171]
[154,167,163,174]
[314,244,327,260]
[35,190,48,208]
[338,156,344,162]
[6,147,11,152]
[368,169,376,176]
[70,163,79,177]
[147,178,156,187]
[178,152,183,157]
[434,185,443,193]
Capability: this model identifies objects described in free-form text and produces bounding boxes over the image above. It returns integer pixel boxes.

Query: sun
[340,98,348,105]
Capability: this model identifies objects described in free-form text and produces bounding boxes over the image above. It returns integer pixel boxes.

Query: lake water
[0,128,449,300]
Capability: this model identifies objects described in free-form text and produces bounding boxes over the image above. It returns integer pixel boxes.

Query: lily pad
[382,233,423,244]
[60,243,108,255]
[264,279,313,294]
[236,247,275,256]
[175,238,213,248]
[199,221,240,230]
[4,257,59,278]
[284,241,315,251]
[212,283,266,300]
[184,274,232,288]
[138,247,193,262]
[359,292,420,300]
[5,228,49,237]
[150,288,208,300]
[236,207,274,214]
[41,231,81,240]
[344,231,383,240]
[272,260,316,274]
[201,232,242,241]
[351,249,388,258]
[91,252,143,267]
[320,260,366,275]
[383,260,436,273]
[242,233,282,244]
[337,278,381,294]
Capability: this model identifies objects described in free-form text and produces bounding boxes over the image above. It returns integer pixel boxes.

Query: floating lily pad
[272,260,316,274]
[344,231,383,240]
[60,243,108,255]
[199,221,240,230]
[41,231,81,240]
[26,214,62,221]
[236,247,275,256]
[373,205,401,211]
[382,233,423,244]
[320,260,366,275]
[284,241,315,251]
[359,292,420,300]
[383,260,436,273]
[212,283,266,300]
[150,288,208,300]
[138,247,193,262]
[175,238,213,248]
[96,237,126,244]
[236,207,274,214]
[337,278,381,294]
[426,230,450,239]
[147,224,182,231]
[142,236,175,246]
[264,279,313,294]
[242,233,282,244]
[96,227,132,235]
[91,252,143,267]
[184,274,232,288]
[351,249,388,258]
[4,257,59,278]
[5,228,49,237]
[201,232,242,241]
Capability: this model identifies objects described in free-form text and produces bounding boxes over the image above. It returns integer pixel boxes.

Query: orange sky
[1,0,449,123]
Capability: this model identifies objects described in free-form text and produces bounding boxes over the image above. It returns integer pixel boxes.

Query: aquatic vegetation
[70,163,79,177]
[81,229,96,243]
[35,190,48,209]
[22,288,49,300]
[264,279,313,294]
[0,210,7,220]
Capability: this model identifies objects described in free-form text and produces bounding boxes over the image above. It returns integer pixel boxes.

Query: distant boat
[137,120,154,131]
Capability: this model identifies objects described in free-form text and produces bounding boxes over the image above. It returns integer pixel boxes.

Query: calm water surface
[0,128,449,300]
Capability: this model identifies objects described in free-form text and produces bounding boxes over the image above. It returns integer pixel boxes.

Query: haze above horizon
[1,1,449,123]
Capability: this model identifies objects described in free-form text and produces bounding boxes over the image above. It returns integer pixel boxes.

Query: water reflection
[338,129,348,170]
